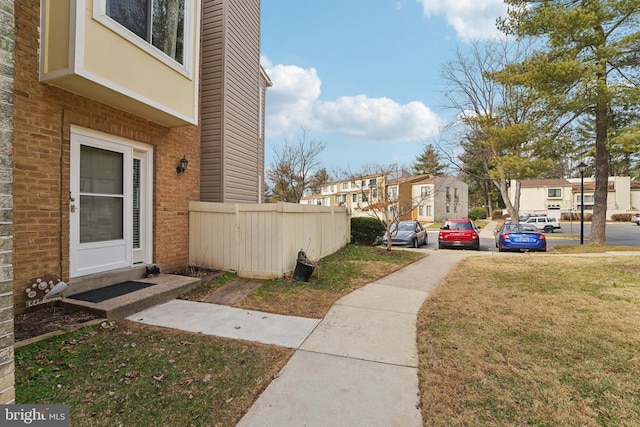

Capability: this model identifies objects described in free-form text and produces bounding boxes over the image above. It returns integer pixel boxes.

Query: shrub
[561,212,593,221]
[351,217,386,246]
[611,213,632,222]
[469,207,487,221]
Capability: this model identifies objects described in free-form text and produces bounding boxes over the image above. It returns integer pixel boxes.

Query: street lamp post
[577,161,588,245]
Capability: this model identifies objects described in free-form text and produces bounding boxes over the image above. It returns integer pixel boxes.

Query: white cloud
[262,63,322,136]
[262,58,442,143]
[416,0,508,41]
[314,95,441,142]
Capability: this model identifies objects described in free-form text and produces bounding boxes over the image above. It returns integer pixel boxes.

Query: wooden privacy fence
[189,202,350,279]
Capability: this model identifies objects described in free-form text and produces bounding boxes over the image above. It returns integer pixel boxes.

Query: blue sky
[260,0,510,177]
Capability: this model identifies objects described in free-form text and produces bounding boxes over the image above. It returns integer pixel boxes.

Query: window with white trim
[95,0,193,73]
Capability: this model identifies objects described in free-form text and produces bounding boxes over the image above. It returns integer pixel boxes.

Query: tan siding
[200,0,225,202]
[201,0,262,203]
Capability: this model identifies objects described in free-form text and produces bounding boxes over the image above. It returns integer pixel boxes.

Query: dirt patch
[616,265,640,273]
[14,306,100,342]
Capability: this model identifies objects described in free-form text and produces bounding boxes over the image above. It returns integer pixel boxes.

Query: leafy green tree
[413,144,447,176]
[498,0,640,244]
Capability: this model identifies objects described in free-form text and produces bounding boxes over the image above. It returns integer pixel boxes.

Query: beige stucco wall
[40,0,200,126]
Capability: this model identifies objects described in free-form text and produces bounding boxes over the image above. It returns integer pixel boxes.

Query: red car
[438,218,480,250]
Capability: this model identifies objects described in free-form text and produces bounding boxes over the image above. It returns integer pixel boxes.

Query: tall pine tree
[413,144,446,176]
[498,0,640,244]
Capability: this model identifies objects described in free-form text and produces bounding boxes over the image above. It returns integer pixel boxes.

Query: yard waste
[293,250,315,282]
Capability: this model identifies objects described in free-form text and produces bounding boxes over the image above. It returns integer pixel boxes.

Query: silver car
[381,220,428,248]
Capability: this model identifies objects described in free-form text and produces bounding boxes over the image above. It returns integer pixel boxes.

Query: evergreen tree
[498,0,640,244]
[413,144,446,176]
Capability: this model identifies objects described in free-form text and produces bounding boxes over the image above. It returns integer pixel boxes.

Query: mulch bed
[14,306,101,342]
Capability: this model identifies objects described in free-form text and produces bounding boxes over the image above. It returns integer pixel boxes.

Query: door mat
[68,281,155,303]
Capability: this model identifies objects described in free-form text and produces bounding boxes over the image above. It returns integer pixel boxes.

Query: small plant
[350,217,386,246]
[468,207,487,221]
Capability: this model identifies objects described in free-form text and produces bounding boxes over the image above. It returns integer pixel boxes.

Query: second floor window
[106,0,185,65]
[548,188,561,198]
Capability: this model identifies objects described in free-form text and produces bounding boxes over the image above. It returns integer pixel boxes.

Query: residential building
[301,172,410,216]
[511,177,640,219]
[12,0,266,312]
[412,176,469,222]
[302,173,469,222]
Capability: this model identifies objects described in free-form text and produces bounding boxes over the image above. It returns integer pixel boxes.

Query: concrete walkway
[236,250,472,427]
[129,224,498,426]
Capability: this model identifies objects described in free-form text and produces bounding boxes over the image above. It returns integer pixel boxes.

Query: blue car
[495,223,546,252]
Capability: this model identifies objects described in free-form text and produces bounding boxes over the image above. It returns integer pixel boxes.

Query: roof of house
[520,178,571,188]
[571,181,615,192]
[388,174,432,185]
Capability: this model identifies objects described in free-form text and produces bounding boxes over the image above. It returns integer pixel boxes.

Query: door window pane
[80,196,124,243]
[80,145,124,243]
[80,146,123,194]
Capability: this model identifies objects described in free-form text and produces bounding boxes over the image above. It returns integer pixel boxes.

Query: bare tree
[266,128,326,203]
[347,164,434,251]
[441,39,559,223]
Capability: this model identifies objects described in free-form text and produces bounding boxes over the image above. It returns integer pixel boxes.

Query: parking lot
[419,222,640,252]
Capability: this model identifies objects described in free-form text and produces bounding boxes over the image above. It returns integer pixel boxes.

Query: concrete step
[61,274,201,320]
[67,265,154,297]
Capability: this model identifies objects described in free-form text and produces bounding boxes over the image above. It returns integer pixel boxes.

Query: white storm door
[70,131,133,278]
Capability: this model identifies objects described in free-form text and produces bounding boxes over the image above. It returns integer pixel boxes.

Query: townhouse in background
[511,177,640,219]
[12,0,267,311]
[302,172,469,222]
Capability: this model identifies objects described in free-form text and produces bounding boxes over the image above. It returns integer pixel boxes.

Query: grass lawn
[417,254,640,425]
[15,244,640,425]
[15,322,293,426]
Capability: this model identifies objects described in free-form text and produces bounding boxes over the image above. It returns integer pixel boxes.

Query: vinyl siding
[200,0,262,203]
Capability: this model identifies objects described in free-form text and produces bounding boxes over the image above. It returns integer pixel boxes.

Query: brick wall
[0,0,15,404]
[12,0,200,314]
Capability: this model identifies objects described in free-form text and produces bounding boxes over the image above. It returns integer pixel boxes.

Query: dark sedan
[382,220,428,248]
[495,223,546,252]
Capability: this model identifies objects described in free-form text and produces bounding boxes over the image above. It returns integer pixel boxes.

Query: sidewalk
[236,249,471,427]
[128,242,486,426]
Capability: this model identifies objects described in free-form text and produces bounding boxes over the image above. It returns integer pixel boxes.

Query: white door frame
[70,126,153,278]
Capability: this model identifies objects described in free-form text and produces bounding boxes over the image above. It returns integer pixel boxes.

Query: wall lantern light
[176,155,188,174]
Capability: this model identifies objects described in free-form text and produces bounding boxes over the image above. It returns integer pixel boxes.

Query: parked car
[632,213,640,225]
[381,220,428,248]
[524,216,561,233]
[495,223,546,252]
[438,218,480,250]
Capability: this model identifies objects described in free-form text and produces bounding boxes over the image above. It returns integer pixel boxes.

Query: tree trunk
[590,29,608,246]
[591,100,608,245]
